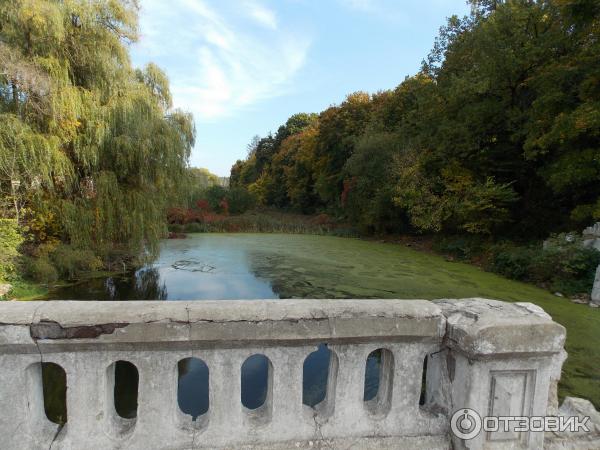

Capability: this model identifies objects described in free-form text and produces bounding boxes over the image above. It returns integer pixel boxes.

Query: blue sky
[130,0,470,176]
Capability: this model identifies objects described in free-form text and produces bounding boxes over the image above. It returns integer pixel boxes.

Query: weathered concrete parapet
[0,300,448,450]
[0,298,585,450]
[429,298,567,450]
[545,396,600,449]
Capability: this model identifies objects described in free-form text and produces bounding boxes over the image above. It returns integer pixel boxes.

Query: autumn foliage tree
[231,0,600,238]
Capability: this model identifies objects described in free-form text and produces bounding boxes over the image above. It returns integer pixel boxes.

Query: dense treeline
[231,0,600,239]
[0,0,193,284]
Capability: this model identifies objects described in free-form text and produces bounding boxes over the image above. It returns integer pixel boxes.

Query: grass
[7,269,132,301]
[2,278,48,301]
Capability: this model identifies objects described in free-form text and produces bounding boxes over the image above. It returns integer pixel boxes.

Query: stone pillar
[578,223,600,306]
[133,352,186,448]
[390,344,428,424]
[0,354,58,450]
[591,264,600,307]
[325,344,369,433]
[269,346,313,440]
[47,353,108,447]
[204,351,246,447]
[0,311,58,450]
[433,299,567,450]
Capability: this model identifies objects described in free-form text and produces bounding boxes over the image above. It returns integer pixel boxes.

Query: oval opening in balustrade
[303,344,338,414]
[241,354,272,410]
[420,355,428,406]
[363,348,394,416]
[112,361,139,419]
[41,362,67,425]
[178,358,209,420]
[364,349,381,402]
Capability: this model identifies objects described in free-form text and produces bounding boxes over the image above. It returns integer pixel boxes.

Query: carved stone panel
[487,370,536,443]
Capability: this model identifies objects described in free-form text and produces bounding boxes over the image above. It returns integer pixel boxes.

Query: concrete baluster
[49,354,106,446]
[1,353,57,449]
[325,344,369,437]
[268,346,313,441]
[134,353,182,447]
[389,344,429,430]
[204,351,245,447]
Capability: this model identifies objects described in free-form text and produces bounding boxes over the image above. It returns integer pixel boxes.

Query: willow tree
[0,0,194,267]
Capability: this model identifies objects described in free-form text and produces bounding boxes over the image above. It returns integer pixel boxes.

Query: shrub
[0,219,24,282]
[204,185,229,211]
[219,198,230,215]
[226,187,257,214]
[433,235,487,260]
[167,207,201,225]
[183,222,204,233]
[330,227,359,238]
[49,245,103,280]
[490,245,535,280]
[196,186,257,215]
[26,256,59,284]
[532,241,600,295]
[167,207,188,224]
[312,213,333,226]
[168,223,184,233]
[196,199,210,211]
[489,234,600,295]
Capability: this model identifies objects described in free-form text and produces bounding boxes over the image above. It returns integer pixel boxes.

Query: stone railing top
[0,299,444,325]
[0,299,567,358]
[0,299,446,352]
[435,298,566,357]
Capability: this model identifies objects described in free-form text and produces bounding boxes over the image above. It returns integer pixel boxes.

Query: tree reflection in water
[46,267,167,301]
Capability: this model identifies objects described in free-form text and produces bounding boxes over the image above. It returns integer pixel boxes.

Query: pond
[43,233,600,420]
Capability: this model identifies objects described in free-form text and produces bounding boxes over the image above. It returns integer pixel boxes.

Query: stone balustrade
[0,298,594,449]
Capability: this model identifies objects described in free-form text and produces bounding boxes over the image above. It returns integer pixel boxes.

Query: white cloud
[134,0,311,121]
[245,1,278,29]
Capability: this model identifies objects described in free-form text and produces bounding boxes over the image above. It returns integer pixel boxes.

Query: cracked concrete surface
[31,321,128,340]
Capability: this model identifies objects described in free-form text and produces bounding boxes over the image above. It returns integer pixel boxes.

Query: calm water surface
[50,232,549,301]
